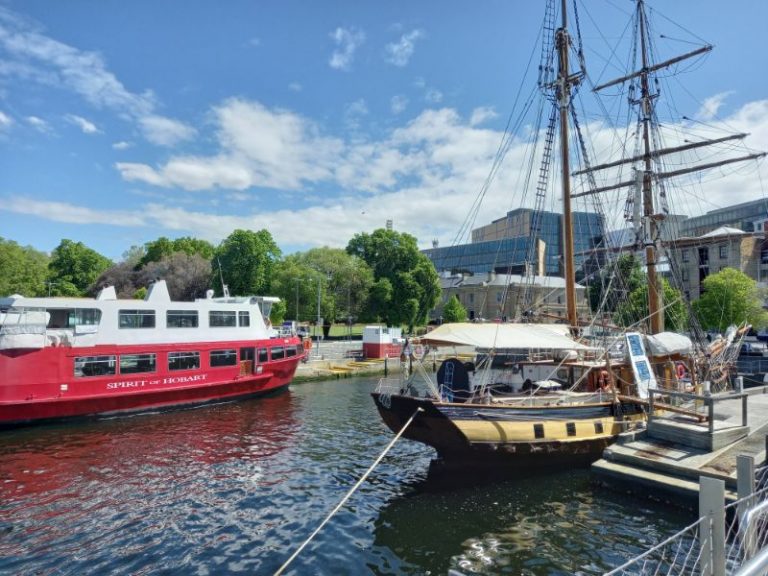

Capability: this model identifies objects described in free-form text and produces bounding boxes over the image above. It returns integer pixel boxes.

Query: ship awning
[419,323,591,351]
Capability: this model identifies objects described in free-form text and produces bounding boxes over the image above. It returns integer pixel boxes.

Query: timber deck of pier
[592,386,768,508]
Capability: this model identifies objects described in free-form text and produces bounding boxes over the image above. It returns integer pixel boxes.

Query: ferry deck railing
[604,456,768,575]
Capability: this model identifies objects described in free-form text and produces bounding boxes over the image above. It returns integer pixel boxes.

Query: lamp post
[316,277,322,357]
[294,278,301,321]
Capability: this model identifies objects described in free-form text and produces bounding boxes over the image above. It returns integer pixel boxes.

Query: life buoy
[676,363,686,380]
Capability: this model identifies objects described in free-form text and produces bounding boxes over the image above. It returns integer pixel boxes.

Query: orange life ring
[676,363,686,380]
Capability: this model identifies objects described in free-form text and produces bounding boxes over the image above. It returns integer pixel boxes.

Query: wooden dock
[592,386,768,508]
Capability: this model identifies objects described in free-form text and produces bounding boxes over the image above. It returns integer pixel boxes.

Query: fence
[604,457,768,575]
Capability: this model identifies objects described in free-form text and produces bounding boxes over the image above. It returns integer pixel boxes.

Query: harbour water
[1,376,691,575]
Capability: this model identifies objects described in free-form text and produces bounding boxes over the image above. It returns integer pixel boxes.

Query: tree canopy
[347,229,440,330]
[48,239,112,296]
[614,276,688,332]
[442,294,468,323]
[693,268,768,331]
[140,236,215,267]
[0,238,49,297]
[588,253,645,314]
[214,229,281,296]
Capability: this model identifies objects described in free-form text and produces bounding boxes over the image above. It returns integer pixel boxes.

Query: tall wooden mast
[556,0,578,329]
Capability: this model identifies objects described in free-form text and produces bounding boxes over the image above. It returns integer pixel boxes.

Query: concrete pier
[592,386,768,508]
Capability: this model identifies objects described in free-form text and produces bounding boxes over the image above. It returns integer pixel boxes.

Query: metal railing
[648,389,749,435]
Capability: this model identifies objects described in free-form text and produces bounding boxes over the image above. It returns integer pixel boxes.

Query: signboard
[625,332,657,399]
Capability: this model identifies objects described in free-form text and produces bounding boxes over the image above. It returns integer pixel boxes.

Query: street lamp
[294,278,301,321]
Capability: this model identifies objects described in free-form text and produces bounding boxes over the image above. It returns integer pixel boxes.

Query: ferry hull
[372,392,643,470]
[0,340,303,428]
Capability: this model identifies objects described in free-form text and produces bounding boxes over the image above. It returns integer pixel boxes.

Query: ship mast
[556,0,578,329]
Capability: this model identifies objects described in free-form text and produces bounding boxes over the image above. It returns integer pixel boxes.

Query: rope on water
[273,406,425,576]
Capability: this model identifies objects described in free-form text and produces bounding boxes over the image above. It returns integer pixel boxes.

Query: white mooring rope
[273,406,425,576]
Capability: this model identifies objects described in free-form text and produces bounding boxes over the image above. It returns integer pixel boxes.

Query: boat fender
[676,363,686,380]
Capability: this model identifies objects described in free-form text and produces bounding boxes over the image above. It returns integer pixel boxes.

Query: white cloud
[390,95,408,115]
[26,115,51,132]
[469,106,497,127]
[329,27,365,71]
[139,115,197,147]
[288,82,302,92]
[65,113,99,134]
[0,8,194,147]
[0,110,12,128]
[3,196,147,226]
[112,140,132,150]
[425,88,443,104]
[696,91,733,120]
[384,29,423,67]
[344,99,369,131]
[248,37,261,47]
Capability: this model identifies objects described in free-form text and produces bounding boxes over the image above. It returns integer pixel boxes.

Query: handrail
[647,388,749,432]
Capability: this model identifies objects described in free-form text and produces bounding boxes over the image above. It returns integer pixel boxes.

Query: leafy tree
[90,261,140,298]
[588,253,645,314]
[122,245,146,268]
[0,238,49,297]
[139,252,212,301]
[693,268,768,332]
[269,300,287,325]
[140,236,214,267]
[442,295,468,323]
[347,229,440,331]
[48,239,112,296]
[614,277,688,332]
[213,229,281,296]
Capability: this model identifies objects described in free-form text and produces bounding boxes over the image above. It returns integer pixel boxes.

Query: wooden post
[384,354,388,377]
[699,476,726,576]
[743,394,749,427]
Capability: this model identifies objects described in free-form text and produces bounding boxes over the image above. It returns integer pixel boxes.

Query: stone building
[432,272,590,323]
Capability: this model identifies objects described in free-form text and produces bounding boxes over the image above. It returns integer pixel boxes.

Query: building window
[74,355,116,377]
[719,245,728,259]
[681,269,689,282]
[210,349,237,367]
[167,310,198,328]
[496,291,502,303]
[120,353,156,374]
[238,311,250,327]
[168,351,200,371]
[119,309,155,329]
[469,293,474,304]
[209,311,236,327]
[682,249,689,262]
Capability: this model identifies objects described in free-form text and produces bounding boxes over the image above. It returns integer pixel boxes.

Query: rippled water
[0,376,692,575]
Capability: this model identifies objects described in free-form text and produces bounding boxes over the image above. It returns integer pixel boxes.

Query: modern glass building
[423,208,605,278]
[678,199,768,237]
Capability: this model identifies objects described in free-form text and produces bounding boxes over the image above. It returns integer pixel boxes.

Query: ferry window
[168,351,200,371]
[286,346,297,357]
[120,353,156,374]
[238,311,250,327]
[258,348,269,363]
[209,311,236,327]
[74,355,116,377]
[210,349,237,367]
[47,308,102,328]
[119,309,156,329]
[271,346,285,360]
[167,310,198,328]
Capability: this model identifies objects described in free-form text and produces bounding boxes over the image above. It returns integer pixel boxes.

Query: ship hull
[372,392,644,470]
[0,339,303,428]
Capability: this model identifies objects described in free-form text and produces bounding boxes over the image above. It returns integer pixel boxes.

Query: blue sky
[1,0,766,261]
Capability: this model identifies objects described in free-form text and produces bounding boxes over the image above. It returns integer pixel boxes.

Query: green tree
[614,277,688,332]
[346,229,440,331]
[141,236,214,267]
[0,238,49,297]
[588,253,644,314]
[139,252,212,301]
[213,229,281,296]
[48,239,112,296]
[269,299,287,325]
[693,268,768,332]
[442,294,467,323]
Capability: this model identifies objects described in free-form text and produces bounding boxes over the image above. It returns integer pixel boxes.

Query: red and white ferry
[0,280,304,427]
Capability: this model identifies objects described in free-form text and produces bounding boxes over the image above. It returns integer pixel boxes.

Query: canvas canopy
[645,332,693,357]
[420,323,591,351]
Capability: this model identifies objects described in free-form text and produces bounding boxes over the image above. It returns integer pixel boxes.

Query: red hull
[0,338,304,427]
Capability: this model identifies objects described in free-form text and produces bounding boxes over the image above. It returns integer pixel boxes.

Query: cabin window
[210,349,237,367]
[167,310,198,328]
[74,355,116,377]
[47,308,102,329]
[566,422,577,437]
[533,424,545,439]
[168,351,200,371]
[209,311,236,327]
[286,346,297,357]
[119,309,156,329]
[238,311,250,327]
[719,245,728,259]
[120,353,156,374]
[594,422,604,434]
[258,348,269,363]
[271,346,285,360]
